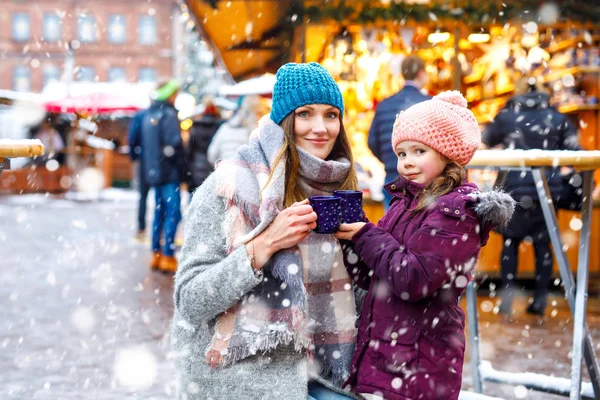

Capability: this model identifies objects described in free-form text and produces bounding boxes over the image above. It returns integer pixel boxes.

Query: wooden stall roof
[185,0,600,81]
[185,0,295,81]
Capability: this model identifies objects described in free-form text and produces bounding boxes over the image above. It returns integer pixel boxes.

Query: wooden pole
[299,0,306,63]
[453,25,461,91]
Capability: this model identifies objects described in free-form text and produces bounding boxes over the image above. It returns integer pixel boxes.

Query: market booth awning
[44,92,143,114]
[219,73,276,96]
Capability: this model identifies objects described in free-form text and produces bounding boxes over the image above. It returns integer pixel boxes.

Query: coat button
[390,332,399,340]
[390,184,396,190]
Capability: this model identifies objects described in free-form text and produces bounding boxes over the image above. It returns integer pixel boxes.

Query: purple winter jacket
[343,175,515,400]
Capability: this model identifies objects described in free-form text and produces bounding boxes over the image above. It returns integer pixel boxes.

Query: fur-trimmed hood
[470,190,516,231]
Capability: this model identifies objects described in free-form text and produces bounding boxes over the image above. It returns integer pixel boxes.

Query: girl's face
[395,141,447,185]
[293,104,341,160]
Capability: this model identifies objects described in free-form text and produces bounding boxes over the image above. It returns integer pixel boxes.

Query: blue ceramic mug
[309,196,341,234]
[333,190,364,223]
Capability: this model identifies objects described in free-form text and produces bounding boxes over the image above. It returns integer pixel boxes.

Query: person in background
[185,100,223,196]
[368,54,430,210]
[482,76,581,317]
[128,108,149,241]
[207,94,265,165]
[336,92,515,400]
[32,116,65,165]
[141,79,185,273]
[172,62,360,400]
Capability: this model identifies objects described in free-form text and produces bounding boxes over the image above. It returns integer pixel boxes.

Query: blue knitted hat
[270,62,344,125]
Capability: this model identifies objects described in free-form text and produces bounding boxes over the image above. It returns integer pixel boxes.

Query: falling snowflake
[455,275,468,288]
[114,346,157,389]
[287,263,299,275]
[391,377,403,389]
[46,271,57,286]
[480,300,494,313]
[71,306,96,334]
[347,252,359,265]
[514,385,529,398]
[163,146,175,157]
[569,218,582,231]
[321,242,333,253]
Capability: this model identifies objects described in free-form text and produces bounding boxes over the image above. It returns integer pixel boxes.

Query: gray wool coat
[171,174,359,400]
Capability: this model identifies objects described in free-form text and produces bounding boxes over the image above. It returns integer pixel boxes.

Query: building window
[76,66,96,82]
[13,66,30,92]
[12,13,31,42]
[108,14,126,44]
[43,65,61,87]
[43,13,62,42]
[139,68,156,83]
[108,67,126,82]
[138,16,157,45]
[77,15,96,43]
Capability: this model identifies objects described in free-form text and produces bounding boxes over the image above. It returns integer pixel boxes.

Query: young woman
[172,63,361,400]
[336,91,516,400]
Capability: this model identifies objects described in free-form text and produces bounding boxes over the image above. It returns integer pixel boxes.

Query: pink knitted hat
[391,90,481,166]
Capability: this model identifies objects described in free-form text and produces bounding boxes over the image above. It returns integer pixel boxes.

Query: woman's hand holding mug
[248,199,317,269]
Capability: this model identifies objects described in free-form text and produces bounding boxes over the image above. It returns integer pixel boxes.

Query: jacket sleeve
[173,175,262,326]
[351,210,481,302]
[127,112,142,161]
[558,113,581,150]
[159,110,183,157]
[368,107,382,161]
[340,240,372,290]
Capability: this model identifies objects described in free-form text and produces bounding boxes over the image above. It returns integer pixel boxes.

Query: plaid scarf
[206,117,357,385]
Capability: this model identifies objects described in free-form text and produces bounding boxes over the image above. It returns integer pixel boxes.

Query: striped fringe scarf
[206,116,357,385]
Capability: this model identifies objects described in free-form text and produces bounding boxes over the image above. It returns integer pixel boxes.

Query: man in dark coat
[368,55,430,210]
[185,102,223,196]
[128,108,149,240]
[141,79,184,273]
[482,77,580,316]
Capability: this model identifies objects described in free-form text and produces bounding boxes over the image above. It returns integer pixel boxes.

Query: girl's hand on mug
[251,199,317,268]
[335,222,366,241]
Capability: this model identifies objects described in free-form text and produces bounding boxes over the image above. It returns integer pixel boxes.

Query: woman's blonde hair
[262,113,358,208]
[412,159,467,214]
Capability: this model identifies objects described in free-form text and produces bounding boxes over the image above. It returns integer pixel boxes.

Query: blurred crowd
[127,80,268,273]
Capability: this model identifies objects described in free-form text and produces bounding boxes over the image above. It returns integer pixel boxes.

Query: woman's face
[293,104,341,160]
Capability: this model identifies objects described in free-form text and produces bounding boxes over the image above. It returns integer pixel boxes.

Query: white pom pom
[434,90,467,108]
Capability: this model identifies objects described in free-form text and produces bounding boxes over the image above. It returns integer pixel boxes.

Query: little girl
[336,91,515,400]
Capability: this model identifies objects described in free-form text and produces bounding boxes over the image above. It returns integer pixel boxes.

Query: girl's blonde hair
[262,113,358,208]
[412,159,467,214]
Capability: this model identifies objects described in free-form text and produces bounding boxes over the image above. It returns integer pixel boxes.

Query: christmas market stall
[295,0,600,277]
[183,0,600,277]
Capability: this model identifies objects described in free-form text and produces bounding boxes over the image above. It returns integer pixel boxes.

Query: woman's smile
[294,104,341,160]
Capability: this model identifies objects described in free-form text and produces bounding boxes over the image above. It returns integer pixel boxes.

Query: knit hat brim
[269,62,344,124]
[391,91,481,166]
[270,84,344,124]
